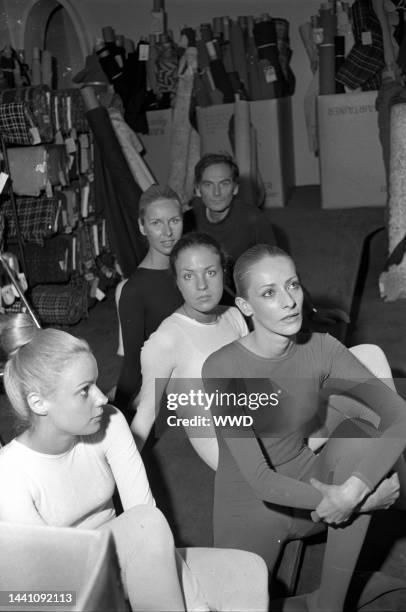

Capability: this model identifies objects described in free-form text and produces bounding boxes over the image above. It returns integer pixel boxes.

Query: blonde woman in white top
[0,313,269,611]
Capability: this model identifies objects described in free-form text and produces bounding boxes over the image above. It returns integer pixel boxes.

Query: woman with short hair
[203,243,406,612]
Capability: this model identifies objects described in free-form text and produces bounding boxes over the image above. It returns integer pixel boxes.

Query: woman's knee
[350,344,394,388]
[110,505,175,556]
[315,419,379,484]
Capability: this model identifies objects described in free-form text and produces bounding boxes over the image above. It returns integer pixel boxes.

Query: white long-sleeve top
[0,406,154,528]
[135,307,248,470]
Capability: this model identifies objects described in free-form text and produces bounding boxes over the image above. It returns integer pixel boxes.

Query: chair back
[0,522,127,611]
[115,279,128,357]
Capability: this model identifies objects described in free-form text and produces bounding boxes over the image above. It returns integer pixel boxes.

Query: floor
[1,186,406,610]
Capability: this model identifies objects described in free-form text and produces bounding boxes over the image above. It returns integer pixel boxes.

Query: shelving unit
[0,86,119,325]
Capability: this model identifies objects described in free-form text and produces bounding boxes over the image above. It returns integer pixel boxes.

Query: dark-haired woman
[130,232,248,470]
[202,244,406,612]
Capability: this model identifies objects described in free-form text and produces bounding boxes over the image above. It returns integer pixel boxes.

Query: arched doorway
[24,0,89,89]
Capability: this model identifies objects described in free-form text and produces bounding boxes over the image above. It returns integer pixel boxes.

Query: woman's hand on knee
[359,473,400,513]
[310,476,371,525]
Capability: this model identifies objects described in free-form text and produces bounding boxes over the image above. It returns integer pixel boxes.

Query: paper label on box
[263,65,277,83]
[361,31,372,45]
[65,137,76,153]
[29,127,41,145]
[313,28,324,45]
[150,10,164,35]
[79,133,89,148]
[95,287,106,301]
[139,44,149,61]
[45,179,53,198]
[18,272,28,292]
[0,172,8,194]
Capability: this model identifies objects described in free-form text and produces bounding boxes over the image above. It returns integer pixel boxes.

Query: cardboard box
[197,97,295,208]
[317,92,386,208]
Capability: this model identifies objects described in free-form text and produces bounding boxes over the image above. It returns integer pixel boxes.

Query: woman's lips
[282,313,300,321]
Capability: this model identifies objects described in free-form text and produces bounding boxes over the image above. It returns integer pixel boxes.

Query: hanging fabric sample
[336,0,385,91]
[82,88,146,277]
[0,102,40,145]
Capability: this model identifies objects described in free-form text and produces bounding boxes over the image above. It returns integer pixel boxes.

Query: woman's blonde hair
[1,314,91,426]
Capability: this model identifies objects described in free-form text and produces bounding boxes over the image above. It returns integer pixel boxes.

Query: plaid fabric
[336,0,385,90]
[3,301,24,314]
[23,236,73,285]
[155,40,179,97]
[31,278,88,325]
[0,102,37,145]
[0,86,54,142]
[2,195,61,246]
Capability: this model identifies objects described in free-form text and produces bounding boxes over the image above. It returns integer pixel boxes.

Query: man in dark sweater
[184,153,349,328]
[184,152,275,263]
[183,153,276,299]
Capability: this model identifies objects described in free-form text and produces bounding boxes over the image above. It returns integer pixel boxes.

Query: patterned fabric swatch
[0,102,37,145]
[31,278,88,325]
[336,0,385,90]
[1,195,62,245]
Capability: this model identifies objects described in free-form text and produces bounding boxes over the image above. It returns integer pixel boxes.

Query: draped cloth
[379,102,406,301]
[168,58,201,208]
[85,105,146,277]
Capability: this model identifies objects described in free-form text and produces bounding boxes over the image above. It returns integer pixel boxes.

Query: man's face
[196,163,238,217]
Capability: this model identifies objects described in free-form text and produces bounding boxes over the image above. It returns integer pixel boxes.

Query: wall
[2,0,323,185]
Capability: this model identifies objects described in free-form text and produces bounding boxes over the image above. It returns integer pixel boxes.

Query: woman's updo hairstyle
[233,244,294,298]
[169,232,226,277]
[1,314,91,425]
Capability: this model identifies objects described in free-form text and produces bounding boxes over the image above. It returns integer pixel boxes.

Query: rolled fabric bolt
[253,18,285,98]
[102,26,116,43]
[115,35,126,62]
[230,20,249,91]
[335,36,345,93]
[336,1,355,56]
[124,38,136,55]
[81,86,100,111]
[147,35,158,93]
[202,67,223,105]
[238,16,249,37]
[193,71,212,107]
[318,5,336,95]
[213,17,224,39]
[108,107,156,192]
[223,17,231,41]
[200,23,213,43]
[181,27,196,48]
[184,127,201,210]
[372,0,398,79]
[206,40,234,103]
[388,103,406,259]
[234,97,252,183]
[299,22,318,72]
[168,69,194,206]
[196,37,210,70]
[32,46,42,86]
[41,50,52,88]
[246,17,261,100]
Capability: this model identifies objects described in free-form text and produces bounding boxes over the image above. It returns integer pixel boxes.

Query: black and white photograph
[0,1,405,610]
